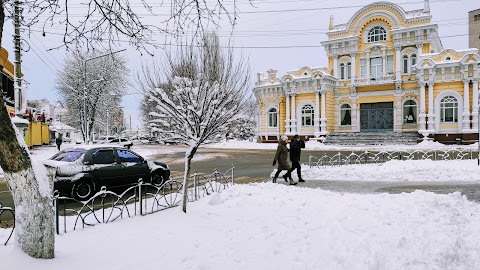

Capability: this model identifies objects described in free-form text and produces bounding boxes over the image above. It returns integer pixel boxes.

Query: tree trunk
[0,15,55,257]
[181,144,198,213]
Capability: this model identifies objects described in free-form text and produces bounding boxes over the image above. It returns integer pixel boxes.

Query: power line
[22,0,458,17]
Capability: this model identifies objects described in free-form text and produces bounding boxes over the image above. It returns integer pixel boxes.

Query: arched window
[340,63,345,80]
[403,55,409,74]
[411,54,417,67]
[347,62,352,79]
[368,26,387,42]
[440,96,458,123]
[403,100,417,124]
[301,105,314,126]
[268,108,278,127]
[340,104,351,126]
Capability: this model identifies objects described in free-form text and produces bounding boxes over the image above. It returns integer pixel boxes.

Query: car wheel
[151,172,165,187]
[72,180,95,200]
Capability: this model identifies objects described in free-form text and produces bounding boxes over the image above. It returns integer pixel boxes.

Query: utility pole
[13,0,23,114]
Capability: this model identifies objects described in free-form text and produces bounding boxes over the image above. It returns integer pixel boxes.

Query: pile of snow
[1,183,480,269]
[296,159,480,182]
[205,139,478,151]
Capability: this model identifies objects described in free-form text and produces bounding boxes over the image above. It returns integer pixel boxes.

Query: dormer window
[446,56,451,61]
[368,26,387,43]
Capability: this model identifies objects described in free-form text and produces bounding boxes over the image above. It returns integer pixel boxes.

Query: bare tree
[0,0,249,260]
[139,32,250,212]
[55,51,128,141]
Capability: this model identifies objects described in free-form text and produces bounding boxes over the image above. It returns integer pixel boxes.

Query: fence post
[231,165,235,185]
[53,192,59,235]
[193,171,197,201]
[138,179,143,216]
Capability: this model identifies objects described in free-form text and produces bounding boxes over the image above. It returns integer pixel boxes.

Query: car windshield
[50,149,86,162]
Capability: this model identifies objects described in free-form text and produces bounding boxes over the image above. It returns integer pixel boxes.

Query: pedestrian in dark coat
[290,134,306,182]
[272,135,295,185]
[55,134,63,151]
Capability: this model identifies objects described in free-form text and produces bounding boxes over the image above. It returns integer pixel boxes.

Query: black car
[44,145,170,200]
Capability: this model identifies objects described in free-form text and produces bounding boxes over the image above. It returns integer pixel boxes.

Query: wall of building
[469,8,480,50]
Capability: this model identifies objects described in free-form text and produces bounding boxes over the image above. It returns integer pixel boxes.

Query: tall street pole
[13,0,23,114]
[83,48,126,144]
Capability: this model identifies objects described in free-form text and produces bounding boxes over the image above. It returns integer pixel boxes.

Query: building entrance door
[360,102,394,132]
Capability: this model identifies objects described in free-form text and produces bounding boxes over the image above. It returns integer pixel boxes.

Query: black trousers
[291,160,302,179]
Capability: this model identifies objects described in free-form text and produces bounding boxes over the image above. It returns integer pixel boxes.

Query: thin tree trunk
[182,144,198,213]
[0,5,55,258]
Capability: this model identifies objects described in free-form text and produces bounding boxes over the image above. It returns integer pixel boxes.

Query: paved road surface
[1,145,480,209]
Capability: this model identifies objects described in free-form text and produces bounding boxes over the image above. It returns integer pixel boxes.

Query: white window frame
[268,108,278,128]
[440,96,458,123]
[367,26,387,43]
[370,57,383,78]
[301,105,314,127]
[347,62,352,79]
[340,104,352,126]
[403,100,417,124]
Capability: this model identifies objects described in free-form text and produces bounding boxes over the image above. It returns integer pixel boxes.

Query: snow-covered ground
[289,159,480,182]
[2,141,480,269]
[1,183,480,269]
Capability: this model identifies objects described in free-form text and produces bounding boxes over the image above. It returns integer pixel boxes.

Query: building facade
[253,0,480,143]
[469,8,480,50]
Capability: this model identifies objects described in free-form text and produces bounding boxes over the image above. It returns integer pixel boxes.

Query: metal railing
[1,165,235,244]
[309,150,475,168]
[0,201,14,245]
[54,165,235,235]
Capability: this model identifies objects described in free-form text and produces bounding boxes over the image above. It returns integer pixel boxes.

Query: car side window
[117,150,141,163]
[92,150,116,164]
[110,139,119,143]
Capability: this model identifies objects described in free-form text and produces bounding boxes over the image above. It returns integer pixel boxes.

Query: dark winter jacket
[290,139,305,162]
[55,137,63,145]
[274,140,291,171]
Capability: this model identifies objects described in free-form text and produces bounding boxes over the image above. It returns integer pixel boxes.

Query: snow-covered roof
[11,116,29,125]
[50,121,77,132]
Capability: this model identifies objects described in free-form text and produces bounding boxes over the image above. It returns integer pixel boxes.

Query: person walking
[55,134,63,151]
[272,135,296,185]
[290,134,306,182]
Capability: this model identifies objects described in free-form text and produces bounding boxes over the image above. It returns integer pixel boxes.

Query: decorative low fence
[0,201,14,246]
[309,150,475,168]
[1,166,235,244]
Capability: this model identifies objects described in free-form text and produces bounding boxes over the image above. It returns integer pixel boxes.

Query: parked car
[103,138,133,149]
[44,145,170,200]
[93,136,117,144]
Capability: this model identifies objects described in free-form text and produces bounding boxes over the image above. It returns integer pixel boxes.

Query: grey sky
[2,0,478,130]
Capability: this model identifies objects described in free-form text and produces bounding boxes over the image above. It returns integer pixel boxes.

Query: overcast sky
[2,0,478,130]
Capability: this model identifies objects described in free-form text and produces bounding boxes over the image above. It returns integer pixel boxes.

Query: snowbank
[1,183,480,269]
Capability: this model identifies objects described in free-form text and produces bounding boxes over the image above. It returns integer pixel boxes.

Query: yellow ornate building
[253,0,480,144]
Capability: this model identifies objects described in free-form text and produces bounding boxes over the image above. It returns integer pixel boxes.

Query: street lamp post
[83,48,126,144]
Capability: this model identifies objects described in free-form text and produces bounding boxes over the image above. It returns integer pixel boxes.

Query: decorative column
[472,79,479,132]
[395,46,401,81]
[366,50,371,80]
[463,79,471,132]
[291,91,297,134]
[416,43,424,57]
[351,97,358,131]
[418,82,427,133]
[394,92,403,131]
[351,53,356,85]
[382,48,387,78]
[333,54,338,79]
[314,91,321,137]
[427,82,435,132]
[285,93,291,134]
[320,91,327,135]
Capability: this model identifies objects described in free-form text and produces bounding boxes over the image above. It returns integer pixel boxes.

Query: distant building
[469,8,480,50]
[254,0,480,144]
